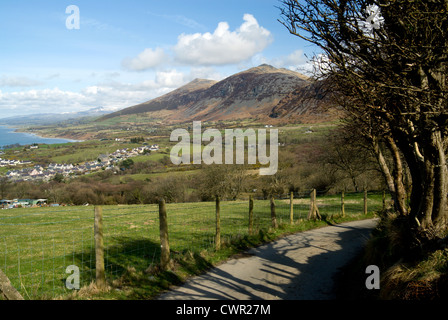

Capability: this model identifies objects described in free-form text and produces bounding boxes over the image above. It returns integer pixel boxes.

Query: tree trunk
[419,158,436,230]
[385,136,408,216]
[371,136,408,216]
[403,130,448,235]
[428,130,448,232]
[372,137,395,196]
[351,176,359,193]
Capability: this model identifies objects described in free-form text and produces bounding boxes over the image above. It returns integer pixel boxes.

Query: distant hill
[0,107,114,126]
[99,64,335,124]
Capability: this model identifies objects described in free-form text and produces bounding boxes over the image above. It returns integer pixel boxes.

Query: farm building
[0,199,47,208]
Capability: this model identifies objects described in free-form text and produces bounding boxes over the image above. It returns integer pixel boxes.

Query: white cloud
[0,88,87,116]
[282,50,307,66]
[84,86,100,95]
[155,70,185,88]
[0,71,192,117]
[173,14,273,66]
[123,14,273,71]
[252,49,307,70]
[189,67,224,81]
[0,76,42,87]
[122,47,168,71]
[0,13,277,118]
[45,73,60,80]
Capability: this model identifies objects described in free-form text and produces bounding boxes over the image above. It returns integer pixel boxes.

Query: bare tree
[194,164,248,201]
[279,0,448,240]
[332,111,409,215]
[0,176,10,199]
[322,126,379,192]
[44,181,65,204]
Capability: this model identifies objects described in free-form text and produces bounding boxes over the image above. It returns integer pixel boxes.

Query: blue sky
[0,0,319,118]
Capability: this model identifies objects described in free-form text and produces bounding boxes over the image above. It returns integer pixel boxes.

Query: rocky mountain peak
[98,65,331,124]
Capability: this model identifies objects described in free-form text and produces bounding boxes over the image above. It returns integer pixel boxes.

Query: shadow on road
[157,219,378,300]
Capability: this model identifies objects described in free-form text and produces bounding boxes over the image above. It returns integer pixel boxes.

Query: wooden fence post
[290,191,294,225]
[94,206,106,290]
[215,195,221,251]
[270,195,278,229]
[308,190,313,220]
[364,189,368,215]
[248,195,254,235]
[0,269,24,300]
[341,191,345,217]
[308,189,321,221]
[159,198,171,271]
[382,190,386,211]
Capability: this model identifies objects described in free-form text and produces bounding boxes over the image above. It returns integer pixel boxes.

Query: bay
[0,126,79,148]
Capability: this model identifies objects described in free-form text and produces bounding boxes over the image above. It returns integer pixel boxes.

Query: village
[0,158,33,167]
[2,144,160,183]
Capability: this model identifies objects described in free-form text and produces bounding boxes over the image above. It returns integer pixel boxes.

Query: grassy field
[0,192,385,300]
[6,121,337,162]
[0,131,169,166]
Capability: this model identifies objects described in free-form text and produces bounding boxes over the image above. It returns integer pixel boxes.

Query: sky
[0,0,320,118]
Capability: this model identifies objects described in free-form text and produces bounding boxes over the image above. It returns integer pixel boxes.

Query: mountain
[99,64,334,124]
[0,107,114,126]
[100,78,218,120]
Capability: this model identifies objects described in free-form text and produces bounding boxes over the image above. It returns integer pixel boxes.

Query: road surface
[157,219,378,300]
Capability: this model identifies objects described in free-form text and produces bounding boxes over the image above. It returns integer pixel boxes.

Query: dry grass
[380,249,448,300]
[56,282,112,300]
[363,210,448,300]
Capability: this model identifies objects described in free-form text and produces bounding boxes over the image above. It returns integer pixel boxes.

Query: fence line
[0,190,388,300]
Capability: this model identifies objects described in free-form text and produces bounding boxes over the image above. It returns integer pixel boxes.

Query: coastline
[0,125,84,146]
[13,126,85,142]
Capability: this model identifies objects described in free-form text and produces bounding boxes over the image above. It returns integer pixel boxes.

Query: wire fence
[0,190,387,300]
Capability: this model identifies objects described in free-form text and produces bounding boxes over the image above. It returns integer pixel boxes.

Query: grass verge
[334,210,448,300]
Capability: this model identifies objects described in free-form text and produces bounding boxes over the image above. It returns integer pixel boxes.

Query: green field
[6,121,337,163]
[0,192,385,300]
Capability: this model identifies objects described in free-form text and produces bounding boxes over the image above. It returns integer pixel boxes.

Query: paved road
[157,219,378,300]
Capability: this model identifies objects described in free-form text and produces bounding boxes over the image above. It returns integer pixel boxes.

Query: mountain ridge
[99,64,333,124]
[0,107,115,126]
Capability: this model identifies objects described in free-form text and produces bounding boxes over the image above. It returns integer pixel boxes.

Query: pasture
[0,191,385,299]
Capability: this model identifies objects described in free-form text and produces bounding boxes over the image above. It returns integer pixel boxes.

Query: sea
[0,125,79,148]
